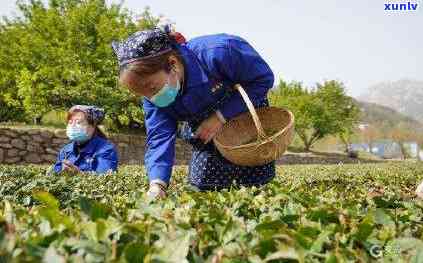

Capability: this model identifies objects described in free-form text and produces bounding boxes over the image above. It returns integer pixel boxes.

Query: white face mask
[66,124,90,143]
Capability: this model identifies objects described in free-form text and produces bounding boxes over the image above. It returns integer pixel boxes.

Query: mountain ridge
[357,79,423,123]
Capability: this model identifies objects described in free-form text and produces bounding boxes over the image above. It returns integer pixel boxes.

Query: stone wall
[108,133,192,165]
[0,127,383,166]
[0,127,192,165]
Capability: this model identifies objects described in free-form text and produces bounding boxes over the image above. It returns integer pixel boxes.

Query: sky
[1,0,422,97]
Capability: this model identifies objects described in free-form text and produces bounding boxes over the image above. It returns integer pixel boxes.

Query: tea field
[0,163,423,262]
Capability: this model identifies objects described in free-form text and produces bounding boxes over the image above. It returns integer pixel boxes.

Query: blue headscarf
[111,27,173,68]
[68,105,105,125]
[111,25,186,68]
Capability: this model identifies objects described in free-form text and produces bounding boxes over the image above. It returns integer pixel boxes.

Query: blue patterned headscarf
[111,23,188,68]
[68,105,105,125]
[112,27,173,68]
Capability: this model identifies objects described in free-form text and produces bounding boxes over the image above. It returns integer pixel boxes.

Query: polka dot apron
[177,89,275,191]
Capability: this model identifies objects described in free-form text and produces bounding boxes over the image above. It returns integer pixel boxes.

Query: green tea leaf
[373,208,395,226]
[153,233,191,263]
[79,196,110,221]
[124,242,148,263]
[264,245,299,261]
[311,228,333,253]
[354,215,374,241]
[33,191,59,209]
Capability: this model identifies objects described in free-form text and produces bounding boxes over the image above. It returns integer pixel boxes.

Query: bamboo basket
[213,84,295,166]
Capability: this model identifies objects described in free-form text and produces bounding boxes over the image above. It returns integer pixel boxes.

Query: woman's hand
[147,183,167,199]
[62,160,80,174]
[194,112,225,144]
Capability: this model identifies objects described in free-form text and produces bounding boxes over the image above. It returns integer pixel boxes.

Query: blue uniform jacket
[53,135,119,174]
[143,34,274,185]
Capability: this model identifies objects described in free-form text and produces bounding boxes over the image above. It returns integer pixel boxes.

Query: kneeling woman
[53,105,119,174]
[112,26,275,198]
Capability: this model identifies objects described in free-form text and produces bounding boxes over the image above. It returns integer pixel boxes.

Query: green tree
[339,127,357,153]
[315,80,360,152]
[0,6,29,122]
[0,0,159,129]
[270,79,360,151]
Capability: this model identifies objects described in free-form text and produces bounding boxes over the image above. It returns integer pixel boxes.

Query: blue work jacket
[143,33,274,185]
[53,135,119,174]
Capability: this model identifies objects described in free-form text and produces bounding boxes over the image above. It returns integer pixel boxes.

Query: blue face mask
[66,124,90,143]
[149,79,181,107]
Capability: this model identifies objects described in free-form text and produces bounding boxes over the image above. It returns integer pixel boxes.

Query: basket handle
[234,84,267,141]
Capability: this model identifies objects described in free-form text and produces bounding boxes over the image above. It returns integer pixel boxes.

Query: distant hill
[358,79,423,123]
[355,99,422,129]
